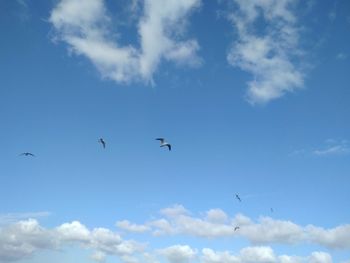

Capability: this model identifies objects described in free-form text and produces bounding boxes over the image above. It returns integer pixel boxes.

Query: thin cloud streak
[0,212,51,225]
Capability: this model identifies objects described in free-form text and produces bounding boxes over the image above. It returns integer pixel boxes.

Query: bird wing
[156,138,165,143]
[167,144,171,151]
[28,153,35,156]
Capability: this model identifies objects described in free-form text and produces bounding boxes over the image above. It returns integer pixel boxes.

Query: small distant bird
[20,152,35,157]
[156,138,171,151]
[234,226,240,231]
[98,138,106,149]
[235,194,242,202]
[270,208,274,213]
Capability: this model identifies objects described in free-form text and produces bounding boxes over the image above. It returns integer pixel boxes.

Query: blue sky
[0,0,350,262]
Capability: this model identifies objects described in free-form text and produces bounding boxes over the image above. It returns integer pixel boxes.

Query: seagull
[98,138,106,149]
[235,194,242,202]
[20,152,35,157]
[234,226,240,231]
[156,138,171,151]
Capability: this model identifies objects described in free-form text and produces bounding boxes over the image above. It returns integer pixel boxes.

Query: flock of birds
[20,137,272,232]
[19,137,172,157]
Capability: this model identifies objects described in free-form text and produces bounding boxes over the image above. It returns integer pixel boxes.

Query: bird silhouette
[20,152,35,157]
[234,226,240,231]
[235,194,241,202]
[156,138,171,151]
[270,208,274,213]
[98,138,106,149]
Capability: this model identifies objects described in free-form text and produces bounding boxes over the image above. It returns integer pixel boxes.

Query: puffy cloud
[234,215,304,244]
[90,251,106,262]
[56,220,91,242]
[158,245,197,263]
[201,248,240,263]
[306,224,350,249]
[226,0,304,104]
[0,219,56,262]
[49,0,201,84]
[0,219,145,263]
[239,246,276,262]
[308,252,333,263]
[205,209,229,224]
[0,217,342,263]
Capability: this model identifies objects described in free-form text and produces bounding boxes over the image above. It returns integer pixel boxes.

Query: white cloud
[158,245,197,263]
[201,247,334,263]
[239,246,276,262]
[226,0,304,104]
[117,205,350,250]
[0,219,145,263]
[91,251,106,262]
[0,217,344,263]
[205,209,229,223]
[116,220,151,233]
[309,252,333,263]
[56,220,91,242]
[0,219,56,262]
[49,0,201,84]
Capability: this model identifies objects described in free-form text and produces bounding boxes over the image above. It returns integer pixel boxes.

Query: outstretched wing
[166,144,171,151]
[156,138,165,143]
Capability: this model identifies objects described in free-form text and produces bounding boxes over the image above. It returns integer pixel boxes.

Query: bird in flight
[270,208,274,213]
[98,138,106,149]
[20,152,35,157]
[156,138,171,151]
[235,194,242,202]
[234,226,240,231]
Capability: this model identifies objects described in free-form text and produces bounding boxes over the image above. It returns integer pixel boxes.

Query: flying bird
[270,208,274,213]
[235,194,242,202]
[156,138,171,151]
[98,138,106,149]
[20,152,35,157]
[234,226,240,231]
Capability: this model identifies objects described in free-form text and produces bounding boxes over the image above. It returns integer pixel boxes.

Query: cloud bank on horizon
[0,205,349,263]
[49,0,307,104]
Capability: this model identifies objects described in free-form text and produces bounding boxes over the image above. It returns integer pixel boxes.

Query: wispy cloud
[16,0,31,22]
[313,139,350,156]
[49,0,202,84]
[225,0,304,104]
[0,211,50,225]
[336,52,348,60]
